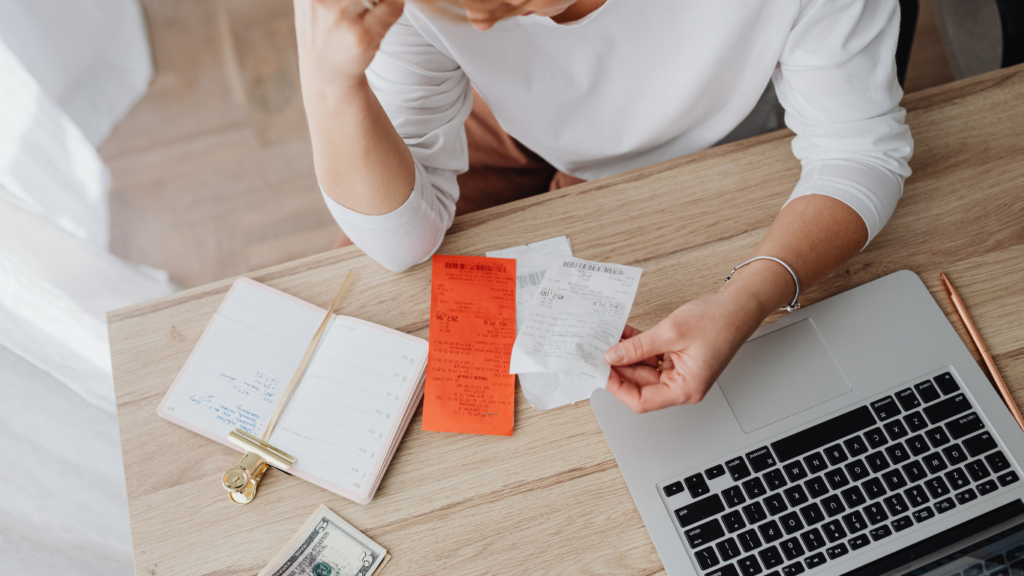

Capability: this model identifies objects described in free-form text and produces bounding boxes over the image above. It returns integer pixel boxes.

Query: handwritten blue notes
[158,279,429,503]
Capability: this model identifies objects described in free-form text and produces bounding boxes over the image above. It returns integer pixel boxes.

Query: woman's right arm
[294,0,473,271]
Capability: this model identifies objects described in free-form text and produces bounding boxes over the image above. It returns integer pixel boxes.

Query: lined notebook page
[268,319,426,494]
[161,281,323,438]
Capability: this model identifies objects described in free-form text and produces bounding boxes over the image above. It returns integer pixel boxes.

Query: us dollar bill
[258,505,389,576]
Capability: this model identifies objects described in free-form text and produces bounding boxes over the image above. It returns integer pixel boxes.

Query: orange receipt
[423,254,517,436]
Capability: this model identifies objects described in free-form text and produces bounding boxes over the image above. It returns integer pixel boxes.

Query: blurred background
[0,0,1020,574]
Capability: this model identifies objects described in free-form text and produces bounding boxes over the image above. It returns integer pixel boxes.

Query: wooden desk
[109,64,1024,576]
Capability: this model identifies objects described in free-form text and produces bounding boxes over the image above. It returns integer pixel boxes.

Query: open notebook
[157,278,428,504]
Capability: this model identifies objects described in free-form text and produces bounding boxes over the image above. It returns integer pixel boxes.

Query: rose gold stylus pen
[940,272,1024,432]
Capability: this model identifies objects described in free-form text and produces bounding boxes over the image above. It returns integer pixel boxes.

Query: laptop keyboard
[658,371,1022,576]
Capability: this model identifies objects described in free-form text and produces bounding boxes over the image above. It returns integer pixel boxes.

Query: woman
[295,0,913,414]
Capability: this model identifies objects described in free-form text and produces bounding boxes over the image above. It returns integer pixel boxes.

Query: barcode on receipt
[517,271,546,288]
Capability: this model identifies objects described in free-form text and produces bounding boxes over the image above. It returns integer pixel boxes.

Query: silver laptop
[592,270,1024,576]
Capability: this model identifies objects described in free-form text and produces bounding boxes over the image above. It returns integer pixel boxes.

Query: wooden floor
[101,0,957,288]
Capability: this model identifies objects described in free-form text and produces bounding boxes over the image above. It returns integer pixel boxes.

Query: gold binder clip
[220,270,355,505]
[222,429,297,504]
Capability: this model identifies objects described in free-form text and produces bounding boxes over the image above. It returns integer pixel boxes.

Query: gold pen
[940,272,1024,432]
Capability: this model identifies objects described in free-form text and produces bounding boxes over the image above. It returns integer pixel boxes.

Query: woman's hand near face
[294,0,405,92]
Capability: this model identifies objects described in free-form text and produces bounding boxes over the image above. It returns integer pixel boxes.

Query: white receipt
[509,257,642,394]
[486,236,583,410]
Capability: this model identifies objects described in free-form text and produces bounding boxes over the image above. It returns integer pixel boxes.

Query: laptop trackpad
[718,318,851,433]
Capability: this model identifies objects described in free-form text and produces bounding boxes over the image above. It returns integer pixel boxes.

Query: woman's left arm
[604,0,914,412]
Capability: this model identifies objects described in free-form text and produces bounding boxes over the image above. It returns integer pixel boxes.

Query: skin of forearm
[719,194,870,323]
[303,77,416,215]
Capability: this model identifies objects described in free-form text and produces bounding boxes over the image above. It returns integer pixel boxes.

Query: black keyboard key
[764,493,788,516]
[826,543,849,560]
[706,464,727,480]
[737,554,762,576]
[902,460,928,483]
[727,457,753,481]
[977,479,999,495]
[848,534,870,550]
[739,529,763,552]
[799,503,825,526]
[895,388,921,411]
[985,555,1005,570]
[780,511,805,535]
[747,447,778,473]
[803,453,828,475]
[885,442,911,465]
[707,564,740,576]
[804,476,829,499]
[782,562,805,576]
[891,515,913,532]
[871,396,901,421]
[686,518,726,548]
[783,461,808,483]
[824,469,849,491]
[946,412,985,440]
[820,495,846,518]
[925,427,951,448]
[915,380,941,404]
[863,502,889,525]
[823,444,848,467]
[771,406,876,463]
[675,494,727,528]
[840,486,866,509]
[881,469,908,491]
[966,459,992,482]
[924,476,951,498]
[800,528,826,551]
[933,497,956,514]
[942,443,968,465]
[724,510,748,532]
[865,451,890,473]
[685,473,711,498]
[663,481,685,497]
[903,411,929,433]
[964,431,998,457]
[759,520,784,544]
[843,436,868,457]
[743,477,768,500]
[906,434,930,456]
[905,484,930,507]
[718,537,742,561]
[884,419,909,441]
[779,537,805,560]
[883,494,909,516]
[986,451,1011,473]
[862,477,887,500]
[956,488,978,505]
[1008,545,1024,563]
[944,467,971,491]
[999,471,1020,486]
[864,428,888,449]
[869,524,892,541]
[764,469,788,492]
[934,372,959,395]
[743,502,768,525]
[695,546,720,570]
[845,459,870,482]
[922,452,948,475]
[923,394,971,425]
[842,510,867,534]
[913,508,936,525]
[724,486,747,508]
[804,552,826,569]
[783,485,809,508]
[759,545,785,569]
[820,520,847,543]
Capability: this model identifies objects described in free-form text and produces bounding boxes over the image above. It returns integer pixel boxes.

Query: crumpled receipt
[487,237,582,410]
[509,256,642,399]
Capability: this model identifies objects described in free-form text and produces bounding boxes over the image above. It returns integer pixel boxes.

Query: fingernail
[605,346,625,364]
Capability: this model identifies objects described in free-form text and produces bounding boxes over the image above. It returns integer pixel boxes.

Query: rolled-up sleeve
[773,0,913,246]
[322,14,472,272]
